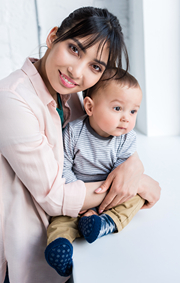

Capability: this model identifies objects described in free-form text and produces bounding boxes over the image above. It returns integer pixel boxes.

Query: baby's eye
[69,44,79,55]
[92,64,102,72]
[131,110,137,114]
[113,106,121,111]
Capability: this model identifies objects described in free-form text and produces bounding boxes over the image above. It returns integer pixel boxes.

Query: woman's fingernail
[99,210,103,214]
[95,187,102,193]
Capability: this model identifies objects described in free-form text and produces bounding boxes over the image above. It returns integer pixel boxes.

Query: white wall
[129,0,147,135]
[0,0,38,79]
[129,0,180,136]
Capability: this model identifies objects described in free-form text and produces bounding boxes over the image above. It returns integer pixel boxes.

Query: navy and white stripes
[62,115,137,184]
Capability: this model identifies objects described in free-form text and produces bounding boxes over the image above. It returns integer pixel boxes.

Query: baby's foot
[78,214,116,244]
[45,238,73,277]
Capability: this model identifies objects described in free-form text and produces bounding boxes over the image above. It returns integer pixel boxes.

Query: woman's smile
[58,70,78,88]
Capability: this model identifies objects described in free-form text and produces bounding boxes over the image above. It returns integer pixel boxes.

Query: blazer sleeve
[0,90,86,217]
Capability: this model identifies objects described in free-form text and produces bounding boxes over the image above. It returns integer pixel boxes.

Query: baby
[45,68,144,277]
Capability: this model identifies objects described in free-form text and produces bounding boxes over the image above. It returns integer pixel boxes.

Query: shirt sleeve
[0,90,86,217]
[112,130,137,170]
[62,124,78,183]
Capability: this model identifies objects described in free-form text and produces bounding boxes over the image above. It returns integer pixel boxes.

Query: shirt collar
[21,57,55,106]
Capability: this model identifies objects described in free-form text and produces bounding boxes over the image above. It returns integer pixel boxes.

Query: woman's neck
[34,53,58,103]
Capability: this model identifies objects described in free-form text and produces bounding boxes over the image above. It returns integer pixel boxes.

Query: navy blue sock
[78,214,116,244]
[45,237,73,277]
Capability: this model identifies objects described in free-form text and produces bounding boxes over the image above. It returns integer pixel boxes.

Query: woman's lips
[59,71,78,88]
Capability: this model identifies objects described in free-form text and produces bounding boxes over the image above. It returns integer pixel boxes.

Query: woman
[0,7,160,283]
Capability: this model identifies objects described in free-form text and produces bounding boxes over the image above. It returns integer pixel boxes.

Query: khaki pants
[47,195,145,245]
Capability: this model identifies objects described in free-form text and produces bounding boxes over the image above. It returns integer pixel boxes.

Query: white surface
[70,131,180,283]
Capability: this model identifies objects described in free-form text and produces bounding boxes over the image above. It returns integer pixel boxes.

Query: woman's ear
[46,27,58,49]
[84,97,94,116]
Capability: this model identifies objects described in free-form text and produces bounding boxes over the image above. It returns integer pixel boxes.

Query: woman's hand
[95,152,144,213]
[138,174,161,209]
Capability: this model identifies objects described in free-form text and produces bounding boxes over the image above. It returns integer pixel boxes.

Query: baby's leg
[78,195,144,243]
[47,215,80,245]
[105,194,145,232]
[45,215,80,277]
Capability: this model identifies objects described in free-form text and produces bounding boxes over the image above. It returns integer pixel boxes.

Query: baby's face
[90,81,142,137]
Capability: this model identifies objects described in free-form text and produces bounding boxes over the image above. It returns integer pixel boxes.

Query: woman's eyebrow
[72,38,107,68]
[94,59,107,68]
[72,38,86,52]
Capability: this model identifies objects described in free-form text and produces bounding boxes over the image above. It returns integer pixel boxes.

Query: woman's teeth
[61,74,74,85]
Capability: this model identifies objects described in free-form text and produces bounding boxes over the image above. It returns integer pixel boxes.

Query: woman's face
[45,29,109,95]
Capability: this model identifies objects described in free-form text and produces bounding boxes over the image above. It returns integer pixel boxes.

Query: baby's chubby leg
[78,195,144,243]
[45,215,80,277]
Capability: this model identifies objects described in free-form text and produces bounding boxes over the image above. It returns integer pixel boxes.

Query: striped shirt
[62,115,136,183]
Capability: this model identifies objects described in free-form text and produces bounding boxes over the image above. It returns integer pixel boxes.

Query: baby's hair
[53,7,129,73]
[84,68,140,98]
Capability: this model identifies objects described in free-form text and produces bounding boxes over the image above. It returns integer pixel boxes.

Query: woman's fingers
[95,173,113,194]
[98,176,137,213]
[104,195,134,211]
[98,190,115,213]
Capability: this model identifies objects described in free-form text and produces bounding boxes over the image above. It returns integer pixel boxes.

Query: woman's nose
[67,65,83,80]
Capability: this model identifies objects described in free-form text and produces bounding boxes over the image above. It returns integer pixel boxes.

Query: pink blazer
[0,58,86,282]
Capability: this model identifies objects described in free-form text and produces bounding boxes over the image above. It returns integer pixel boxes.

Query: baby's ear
[83,97,94,116]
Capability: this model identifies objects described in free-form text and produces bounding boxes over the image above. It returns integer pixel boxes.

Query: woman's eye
[92,64,102,72]
[113,106,121,111]
[69,44,79,55]
[131,110,137,114]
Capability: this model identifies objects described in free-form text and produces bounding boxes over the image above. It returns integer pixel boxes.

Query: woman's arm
[95,151,144,213]
[0,90,87,218]
[81,181,106,211]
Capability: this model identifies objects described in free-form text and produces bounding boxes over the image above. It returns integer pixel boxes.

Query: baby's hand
[80,209,98,217]
[79,210,88,215]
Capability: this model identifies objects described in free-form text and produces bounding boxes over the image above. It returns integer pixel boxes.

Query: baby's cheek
[129,120,136,131]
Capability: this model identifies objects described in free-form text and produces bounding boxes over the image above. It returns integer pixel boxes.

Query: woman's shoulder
[0,67,35,102]
[0,68,26,92]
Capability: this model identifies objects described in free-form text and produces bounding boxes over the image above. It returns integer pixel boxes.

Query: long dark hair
[54,7,129,73]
